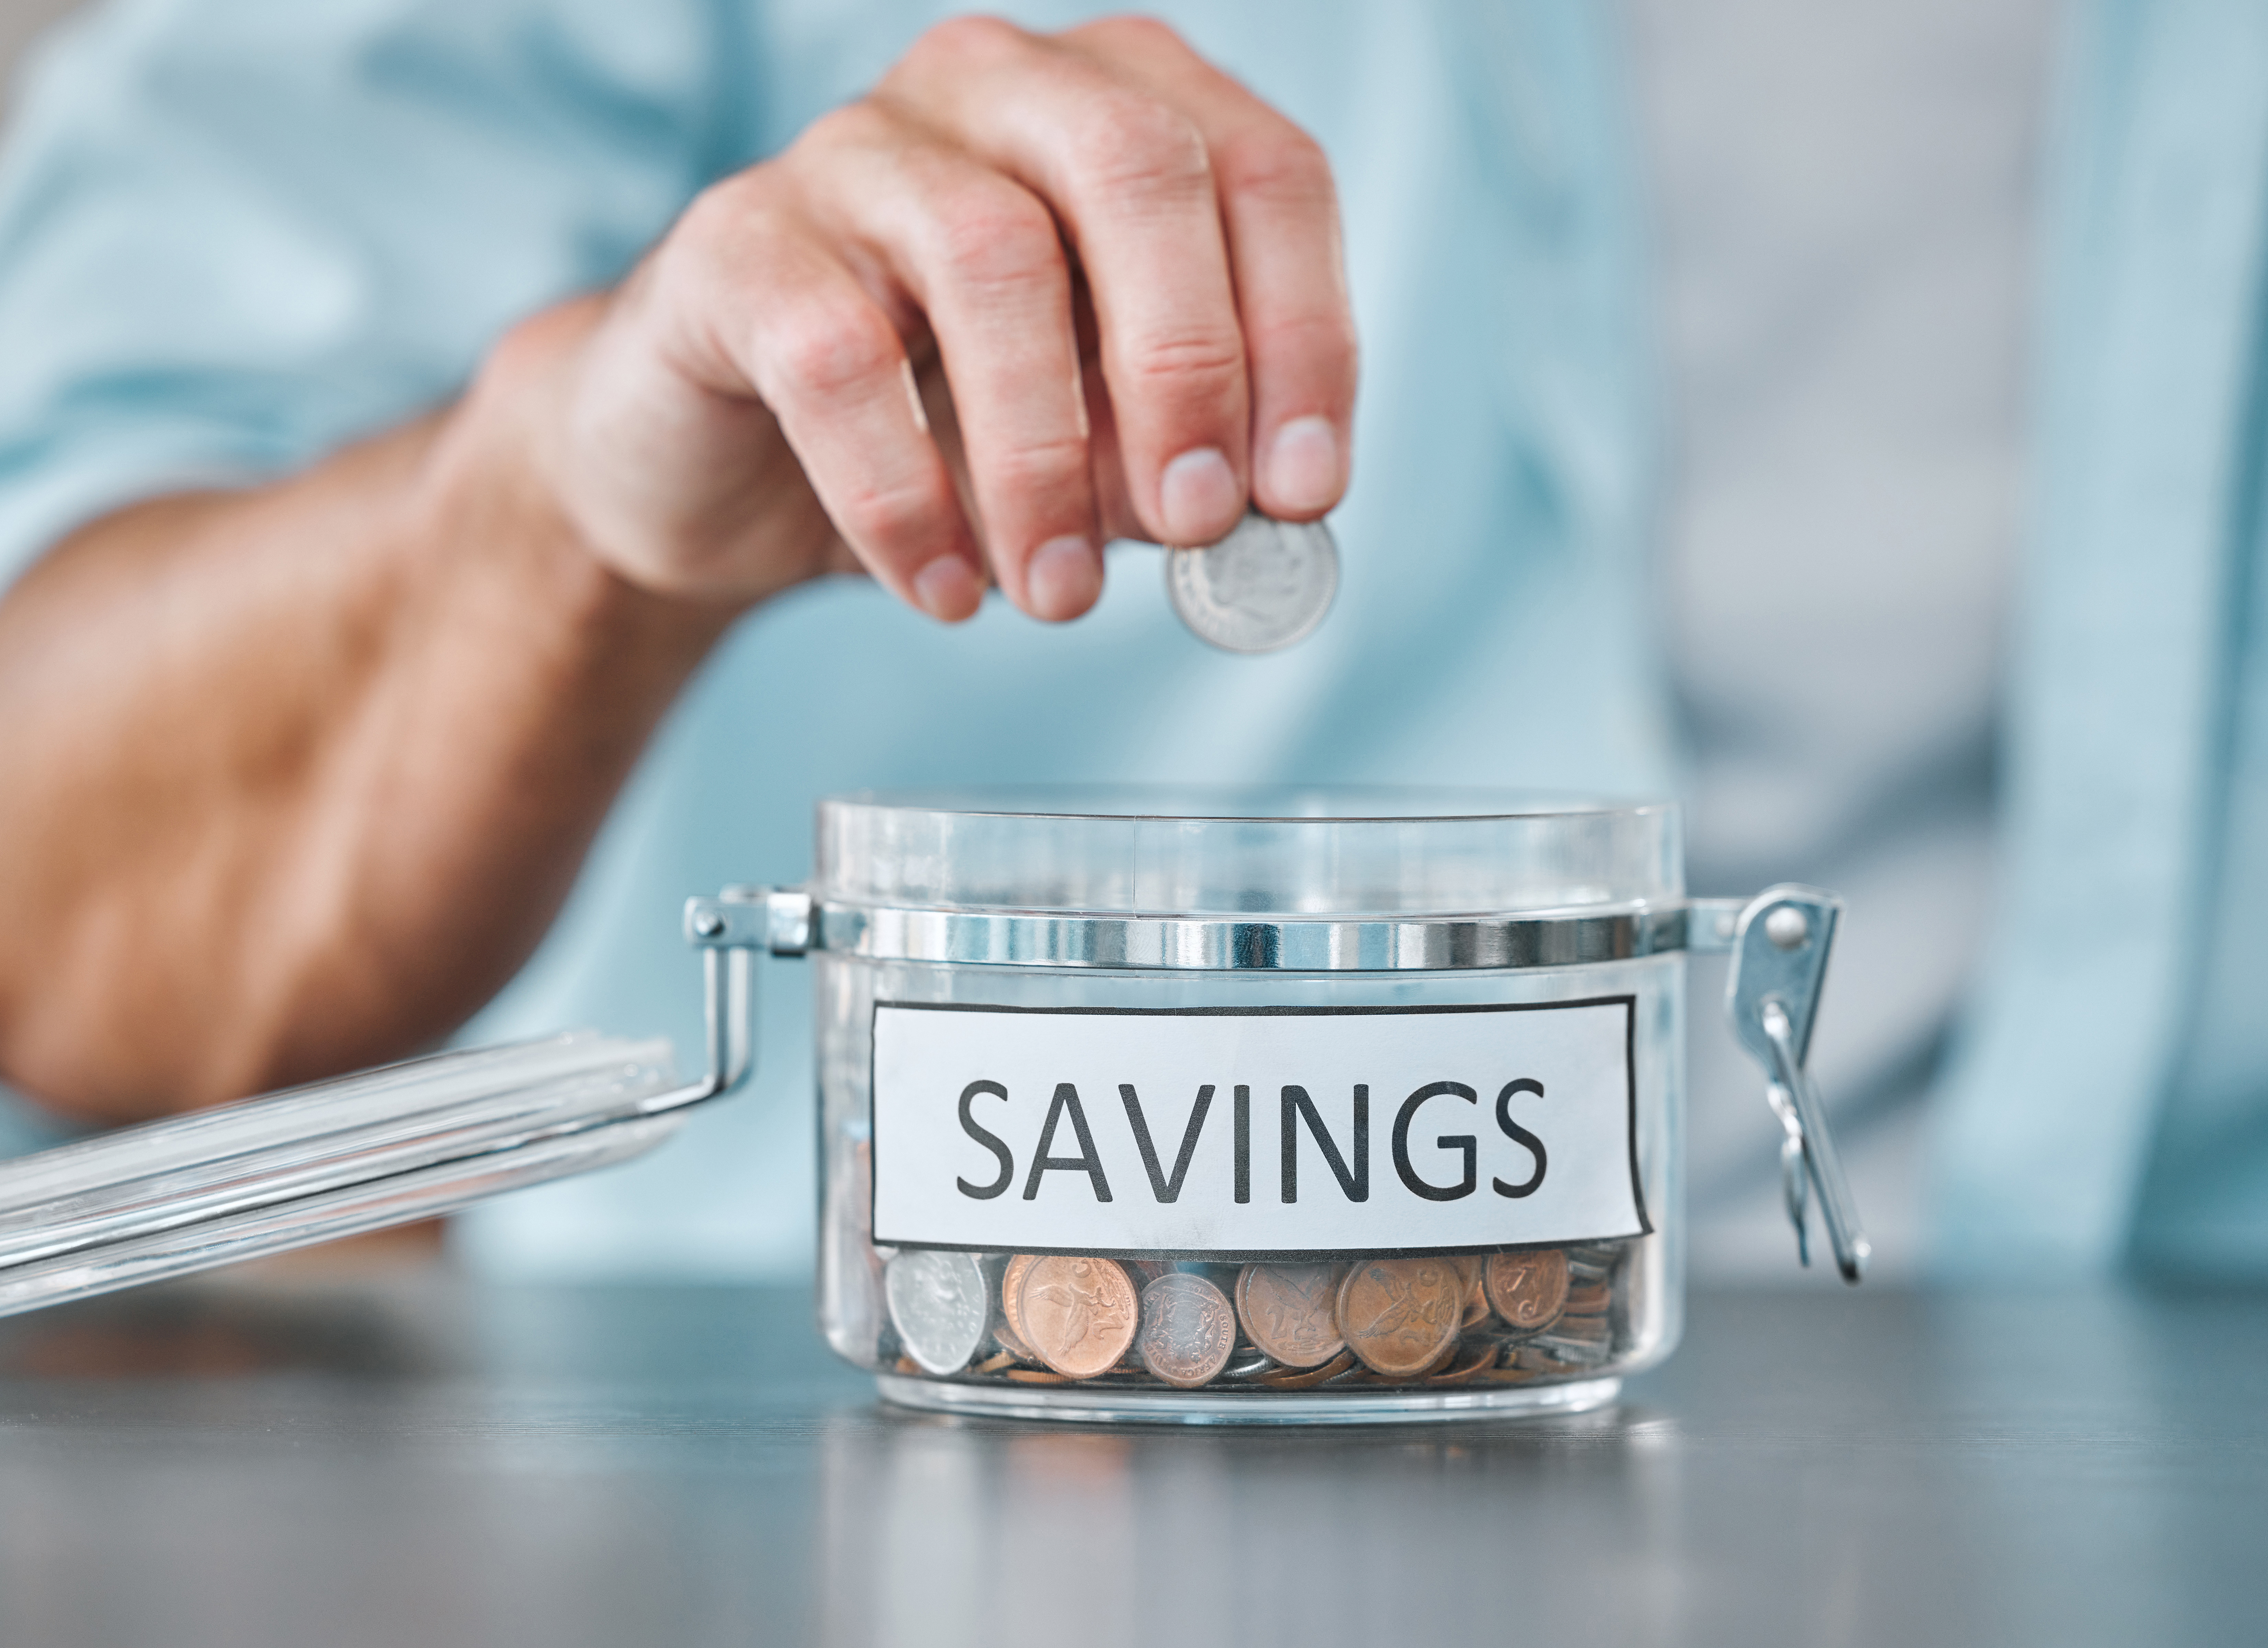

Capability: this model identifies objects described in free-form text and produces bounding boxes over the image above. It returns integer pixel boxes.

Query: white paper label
[870,999,1647,1256]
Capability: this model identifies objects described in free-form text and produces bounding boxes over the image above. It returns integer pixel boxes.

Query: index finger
[1065,18,1357,522]
[881,18,1253,548]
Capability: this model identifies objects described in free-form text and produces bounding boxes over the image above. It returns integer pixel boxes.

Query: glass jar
[791,788,1841,1423]
[0,787,1863,1426]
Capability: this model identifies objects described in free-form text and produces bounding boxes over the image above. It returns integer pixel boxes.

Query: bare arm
[0,18,1357,1121]
[0,315,749,1119]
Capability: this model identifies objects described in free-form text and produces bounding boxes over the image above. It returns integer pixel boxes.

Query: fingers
[883,19,1255,547]
[1069,19,1358,521]
[794,105,1104,619]
[885,18,1356,539]
[648,176,986,621]
[581,17,1353,630]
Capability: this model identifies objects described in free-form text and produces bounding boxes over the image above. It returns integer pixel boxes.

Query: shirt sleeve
[0,0,732,588]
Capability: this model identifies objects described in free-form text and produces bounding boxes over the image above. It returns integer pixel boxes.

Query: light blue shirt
[4,0,2265,1281]
[0,0,1669,1277]
[1928,0,2268,1279]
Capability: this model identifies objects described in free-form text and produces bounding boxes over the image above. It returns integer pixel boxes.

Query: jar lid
[814,787,1680,917]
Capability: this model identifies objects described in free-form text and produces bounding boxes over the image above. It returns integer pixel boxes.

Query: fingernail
[1265,416,1341,515]
[1159,447,1241,545]
[912,555,982,622]
[1025,534,1104,621]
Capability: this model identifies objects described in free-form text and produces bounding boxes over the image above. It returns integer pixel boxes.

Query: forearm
[0,16,1360,1123]
[0,308,740,1121]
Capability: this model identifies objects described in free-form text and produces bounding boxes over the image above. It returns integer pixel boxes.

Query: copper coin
[992,1314,1038,1363]
[1566,1243,1619,1284]
[1563,1281,1612,1316]
[1257,1349,1357,1390]
[1483,1248,1571,1334]
[1473,1363,1536,1383]
[1234,1263,1346,1369]
[1019,1256,1140,1379]
[1545,1311,1610,1346]
[1517,1331,1609,1371]
[1427,1342,1502,1385]
[999,1254,1040,1346]
[1452,1256,1490,1327]
[1135,1272,1238,1389]
[1336,1256,1463,1377]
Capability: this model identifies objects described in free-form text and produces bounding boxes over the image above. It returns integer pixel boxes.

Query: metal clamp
[1724,886,1869,1283]
[686,881,1868,1283]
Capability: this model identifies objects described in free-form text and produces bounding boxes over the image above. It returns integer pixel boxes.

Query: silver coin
[1166,511,1339,653]
[1214,1351,1279,1382]
[883,1249,990,1375]
[1544,1312,1611,1344]
[1135,1272,1239,1389]
[1525,1331,1613,1368]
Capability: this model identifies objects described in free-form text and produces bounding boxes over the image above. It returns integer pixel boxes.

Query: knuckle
[835,472,950,551]
[1250,307,1358,374]
[1214,126,1335,211]
[1103,14,1186,48]
[1121,326,1245,398]
[658,177,800,315]
[675,169,775,249]
[986,431,1090,496]
[1070,15,1191,58]
[929,187,1061,293]
[1068,92,1211,208]
[907,14,1028,72]
[794,100,892,160]
[757,301,901,405]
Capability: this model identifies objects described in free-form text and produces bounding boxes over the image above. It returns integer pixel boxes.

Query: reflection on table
[0,1272,2261,1647]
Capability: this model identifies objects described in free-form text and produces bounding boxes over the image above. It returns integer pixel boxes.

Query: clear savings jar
[0,788,1864,1426]
[780,788,1866,1423]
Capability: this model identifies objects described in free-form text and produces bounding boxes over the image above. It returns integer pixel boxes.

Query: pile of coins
[879,1243,1629,1391]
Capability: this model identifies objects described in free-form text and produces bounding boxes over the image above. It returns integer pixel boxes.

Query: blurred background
[1623,0,2054,1281]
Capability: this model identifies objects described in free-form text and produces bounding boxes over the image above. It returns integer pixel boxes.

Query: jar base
[874,1372,1621,1426]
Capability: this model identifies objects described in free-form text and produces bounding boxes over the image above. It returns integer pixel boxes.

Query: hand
[519,15,1357,623]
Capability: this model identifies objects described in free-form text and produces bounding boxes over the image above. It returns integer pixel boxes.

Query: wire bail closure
[0,875,1862,1324]
[689,879,1870,1284]
[1722,886,1869,1283]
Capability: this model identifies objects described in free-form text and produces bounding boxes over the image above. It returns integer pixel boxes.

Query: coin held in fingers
[1166,511,1340,653]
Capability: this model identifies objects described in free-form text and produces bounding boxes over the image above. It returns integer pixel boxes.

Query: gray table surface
[0,1276,2261,1648]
